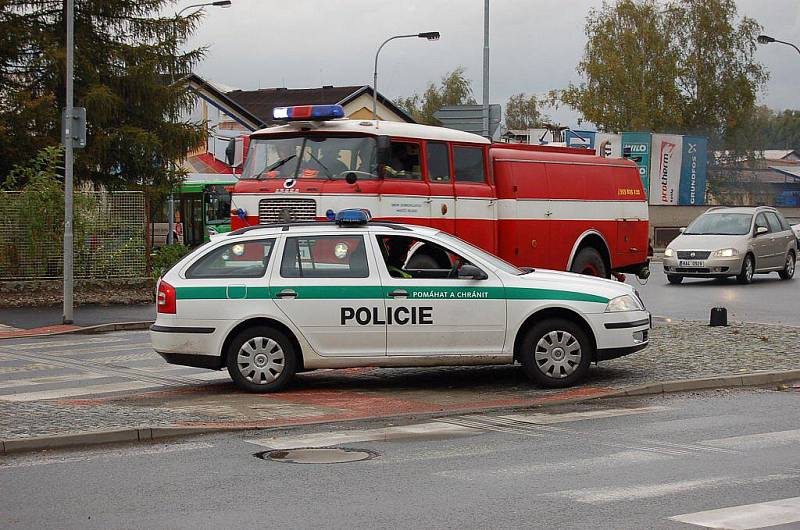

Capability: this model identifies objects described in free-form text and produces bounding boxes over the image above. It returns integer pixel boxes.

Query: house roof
[225,85,415,125]
[769,165,800,181]
[763,149,799,161]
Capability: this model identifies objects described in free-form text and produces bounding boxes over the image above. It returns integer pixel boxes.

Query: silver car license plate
[679,260,704,267]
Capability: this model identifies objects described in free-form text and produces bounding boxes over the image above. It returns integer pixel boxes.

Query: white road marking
[0,373,110,390]
[670,496,800,529]
[0,381,157,401]
[0,336,131,351]
[0,441,215,469]
[246,422,482,450]
[545,474,799,505]
[501,406,669,425]
[436,450,665,481]
[702,429,800,450]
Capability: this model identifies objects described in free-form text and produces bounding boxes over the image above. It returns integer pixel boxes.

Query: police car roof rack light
[273,104,346,122]
[335,208,371,226]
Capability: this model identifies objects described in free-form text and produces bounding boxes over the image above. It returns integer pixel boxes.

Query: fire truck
[229,104,650,279]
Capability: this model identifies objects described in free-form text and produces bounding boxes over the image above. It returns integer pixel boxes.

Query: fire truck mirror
[225,138,236,166]
[376,135,391,166]
[345,172,358,185]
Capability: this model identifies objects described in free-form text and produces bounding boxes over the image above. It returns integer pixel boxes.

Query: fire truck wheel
[570,247,608,278]
[226,326,297,393]
[519,318,592,388]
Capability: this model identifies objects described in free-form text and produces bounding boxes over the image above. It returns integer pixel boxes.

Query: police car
[151,209,650,392]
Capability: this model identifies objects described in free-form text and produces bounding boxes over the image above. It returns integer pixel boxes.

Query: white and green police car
[151,209,650,392]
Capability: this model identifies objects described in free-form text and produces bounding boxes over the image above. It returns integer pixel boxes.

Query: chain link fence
[0,191,146,280]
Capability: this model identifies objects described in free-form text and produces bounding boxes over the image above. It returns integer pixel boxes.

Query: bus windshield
[241,135,378,180]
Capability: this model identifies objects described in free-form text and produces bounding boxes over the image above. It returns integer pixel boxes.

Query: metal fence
[0,191,146,280]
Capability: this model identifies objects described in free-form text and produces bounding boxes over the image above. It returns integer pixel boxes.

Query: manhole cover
[258,448,377,464]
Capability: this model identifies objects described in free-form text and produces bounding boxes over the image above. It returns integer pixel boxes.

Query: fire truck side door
[509,162,551,269]
[378,140,431,225]
[452,145,496,253]
[424,141,456,234]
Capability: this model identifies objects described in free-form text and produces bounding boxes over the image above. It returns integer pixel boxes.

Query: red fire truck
[230,105,650,279]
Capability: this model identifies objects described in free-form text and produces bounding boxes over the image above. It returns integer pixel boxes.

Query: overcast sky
[186,0,800,127]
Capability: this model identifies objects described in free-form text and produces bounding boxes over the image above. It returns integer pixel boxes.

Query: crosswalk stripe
[247,421,482,450]
[545,473,799,504]
[0,336,131,351]
[701,429,800,450]
[0,381,157,402]
[0,373,110,390]
[501,406,669,425]
[670,496,800,529]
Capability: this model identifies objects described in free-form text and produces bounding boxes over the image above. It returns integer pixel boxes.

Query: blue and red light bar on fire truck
[272,104,346,122]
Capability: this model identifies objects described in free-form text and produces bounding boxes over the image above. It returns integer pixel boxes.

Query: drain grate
[257,448,377,464]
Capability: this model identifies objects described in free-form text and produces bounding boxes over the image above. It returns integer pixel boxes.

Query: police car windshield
[435,232,525,275]
[241,136,378,180]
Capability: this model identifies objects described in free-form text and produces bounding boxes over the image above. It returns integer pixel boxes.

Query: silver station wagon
[663,206,797,284]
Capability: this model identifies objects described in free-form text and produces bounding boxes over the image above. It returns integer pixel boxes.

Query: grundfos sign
[649,134,683,206]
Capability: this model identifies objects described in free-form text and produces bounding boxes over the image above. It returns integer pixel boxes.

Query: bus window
[426,142,450,182]
[205,185,232,224]
[453,146,486,183]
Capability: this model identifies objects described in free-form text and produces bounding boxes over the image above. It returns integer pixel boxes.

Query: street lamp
[167,0,232,245]
[757,34,800,56]
[372,32,440,120]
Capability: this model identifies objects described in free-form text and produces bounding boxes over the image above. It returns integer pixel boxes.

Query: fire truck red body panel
[230,119,649,276]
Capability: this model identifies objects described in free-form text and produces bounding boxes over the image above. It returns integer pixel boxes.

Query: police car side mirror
[459,264,488,280]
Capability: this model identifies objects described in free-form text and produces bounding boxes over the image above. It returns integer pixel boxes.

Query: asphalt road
[627,262,800,325]
[1,387,798,529]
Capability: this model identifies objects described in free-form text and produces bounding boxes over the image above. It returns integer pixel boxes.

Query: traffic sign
[434,104,502,138]
[61,107,87,149]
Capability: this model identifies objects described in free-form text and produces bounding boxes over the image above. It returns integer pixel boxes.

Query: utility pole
[482,0,490,139]
[63,0,75,324]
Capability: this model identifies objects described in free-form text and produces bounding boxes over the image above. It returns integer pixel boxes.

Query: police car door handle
[276,289,298,299]
[388,289,408,298]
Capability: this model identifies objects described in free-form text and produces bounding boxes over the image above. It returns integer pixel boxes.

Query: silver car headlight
[605,294,643,313]
[711,248,739,258]
[664,248,674,257]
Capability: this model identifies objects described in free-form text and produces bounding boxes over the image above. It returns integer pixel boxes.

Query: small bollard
[710,307,727,327]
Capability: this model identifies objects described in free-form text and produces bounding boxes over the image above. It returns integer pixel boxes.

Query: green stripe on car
[175,285,607,304]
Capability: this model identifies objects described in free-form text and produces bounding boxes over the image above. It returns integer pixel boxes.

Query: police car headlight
[664,248,674,258]
[711,248,738,258]
[605,294,643,313]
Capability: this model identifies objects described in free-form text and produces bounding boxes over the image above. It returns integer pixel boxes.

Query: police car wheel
[226,326,297,392]
[520,318,592,388]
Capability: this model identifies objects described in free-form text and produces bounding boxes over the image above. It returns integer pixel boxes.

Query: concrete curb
[1,369,797,455]
[0,321,153,340]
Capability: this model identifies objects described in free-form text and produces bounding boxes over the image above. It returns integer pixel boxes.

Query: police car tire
[226,326,297,393]
[519,318,592,388]
[570,248,608,278]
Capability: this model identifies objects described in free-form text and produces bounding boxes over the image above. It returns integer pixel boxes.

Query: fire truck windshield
[241,135,378,180]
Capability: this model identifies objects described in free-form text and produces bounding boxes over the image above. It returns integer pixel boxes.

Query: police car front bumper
[587,310,650,362]
[150,323,223,370]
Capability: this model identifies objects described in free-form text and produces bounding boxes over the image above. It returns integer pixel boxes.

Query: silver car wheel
[534,330,582,379]
[787,255,795,276]
[744,257,753,281]
[237,337,285,385]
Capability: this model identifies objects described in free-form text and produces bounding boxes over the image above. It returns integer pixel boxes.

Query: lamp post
[63,0,75,323]
[482,0,489,139]
[757,34,800,56]
[167,0,232,245]
[372,32,440,120]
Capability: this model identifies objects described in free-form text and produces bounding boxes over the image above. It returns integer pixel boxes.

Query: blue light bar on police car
[335,208,371,225]
[272,104,346,122]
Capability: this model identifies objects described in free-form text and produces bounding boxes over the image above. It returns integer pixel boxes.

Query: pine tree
[0,0,206,193]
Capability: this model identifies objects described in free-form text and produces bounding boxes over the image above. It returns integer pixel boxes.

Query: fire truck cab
[230,104,649,279]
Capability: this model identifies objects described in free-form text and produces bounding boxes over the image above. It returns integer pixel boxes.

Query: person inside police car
[383,237,412,278]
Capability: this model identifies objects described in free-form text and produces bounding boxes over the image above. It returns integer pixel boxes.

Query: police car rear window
[281,235,369,278]
[185,239,275,279]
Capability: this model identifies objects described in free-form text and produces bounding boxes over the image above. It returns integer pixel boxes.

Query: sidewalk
[0,304,155,338]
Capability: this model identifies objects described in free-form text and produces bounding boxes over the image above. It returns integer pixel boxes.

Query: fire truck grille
[258,198,317,224]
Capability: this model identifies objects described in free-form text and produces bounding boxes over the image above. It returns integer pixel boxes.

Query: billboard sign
[678,136,707,205]
[621,132,652,198]
[595,133,622,158]
[565,130,596,149]
[649,134,683,205]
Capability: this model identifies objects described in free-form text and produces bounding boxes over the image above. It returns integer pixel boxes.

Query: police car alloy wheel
[226,326,297,392]
[520,318,592,388]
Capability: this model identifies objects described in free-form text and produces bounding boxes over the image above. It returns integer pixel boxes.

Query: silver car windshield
[684,213,753,235]
[435,232,524,275]
[241,136,377,180]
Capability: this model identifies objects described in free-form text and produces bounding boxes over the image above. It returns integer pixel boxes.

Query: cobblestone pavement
[0,321,798,440]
